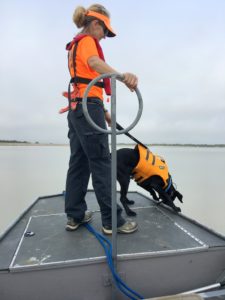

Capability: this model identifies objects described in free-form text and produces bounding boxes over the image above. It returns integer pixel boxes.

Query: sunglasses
[98,21,109,36]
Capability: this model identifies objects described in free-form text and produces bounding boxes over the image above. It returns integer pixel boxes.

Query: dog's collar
[164,176,172,192]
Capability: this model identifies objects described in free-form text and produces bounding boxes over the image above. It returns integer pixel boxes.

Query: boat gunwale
[9,244,212,273]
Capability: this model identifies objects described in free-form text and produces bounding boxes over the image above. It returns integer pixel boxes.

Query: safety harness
[59,34,111,113]
[132,144,171,190]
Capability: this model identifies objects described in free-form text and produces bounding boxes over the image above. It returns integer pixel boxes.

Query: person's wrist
[118,73,125,81]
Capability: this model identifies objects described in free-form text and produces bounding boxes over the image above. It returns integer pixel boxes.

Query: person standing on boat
[64,4,138,234]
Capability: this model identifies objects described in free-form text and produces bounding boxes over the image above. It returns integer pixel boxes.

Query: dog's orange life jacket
[132,144,169,189]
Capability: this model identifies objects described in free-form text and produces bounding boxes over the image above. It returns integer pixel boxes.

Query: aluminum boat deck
[0,191,225,300]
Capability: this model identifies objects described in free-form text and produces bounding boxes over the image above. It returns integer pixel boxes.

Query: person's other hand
[105,111,111,127]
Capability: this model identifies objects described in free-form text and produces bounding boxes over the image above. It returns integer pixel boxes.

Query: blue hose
[84,223,144,300]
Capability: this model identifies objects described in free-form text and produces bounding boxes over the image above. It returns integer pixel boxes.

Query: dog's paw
[174,206,181,213]
[177,192,183,203]
[126,210,137,217]
[125,199,135,205]
[156,199,163,206]
[178,197,183,203]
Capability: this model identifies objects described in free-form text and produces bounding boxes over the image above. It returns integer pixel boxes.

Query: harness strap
[70,76,104,88]
[70,97,103,106]
[67,42,78,110]
[164,176,172,192]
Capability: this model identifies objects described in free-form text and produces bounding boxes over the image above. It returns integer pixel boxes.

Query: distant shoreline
[117,143,225,148]
[0,142,68,147]
[0,141,225,148]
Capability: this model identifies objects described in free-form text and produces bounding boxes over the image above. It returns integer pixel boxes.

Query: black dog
[117,144,183,216]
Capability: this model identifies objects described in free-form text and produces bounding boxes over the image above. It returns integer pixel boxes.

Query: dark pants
[65,100,125,227]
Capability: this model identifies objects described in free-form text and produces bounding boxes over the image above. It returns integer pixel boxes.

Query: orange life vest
[59,34,111,113]
[132,144,170,189]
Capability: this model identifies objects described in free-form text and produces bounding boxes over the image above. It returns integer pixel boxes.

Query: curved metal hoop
[82,73,143,134]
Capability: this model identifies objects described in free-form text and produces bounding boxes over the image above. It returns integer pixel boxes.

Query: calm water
[0,145,225,237]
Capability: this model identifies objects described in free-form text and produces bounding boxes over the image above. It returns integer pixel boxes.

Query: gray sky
[0,0,225,144]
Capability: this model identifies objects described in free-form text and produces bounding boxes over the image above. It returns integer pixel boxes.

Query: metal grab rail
[82,73,143,299]
[82,73,143,134]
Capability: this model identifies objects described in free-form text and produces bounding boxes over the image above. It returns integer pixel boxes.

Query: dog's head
[160,177,183,212]
[148,175,183,213]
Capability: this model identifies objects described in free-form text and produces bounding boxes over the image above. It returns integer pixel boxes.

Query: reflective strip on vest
[132,144,169,188]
